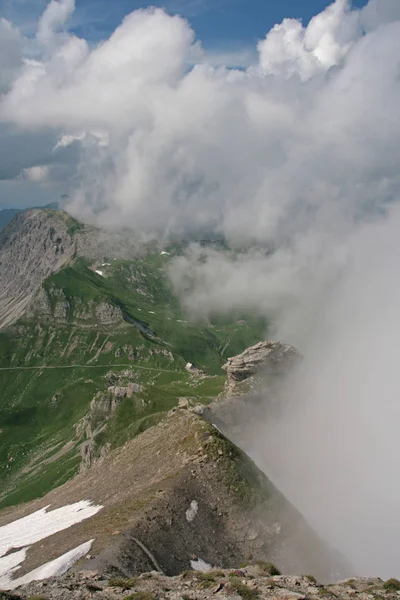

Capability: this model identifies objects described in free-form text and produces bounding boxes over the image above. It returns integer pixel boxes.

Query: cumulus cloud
[20,164,49,182]
[2,0,400,578]
[1,0,399,238]
[257,0,361,80]
[37,0,75,46]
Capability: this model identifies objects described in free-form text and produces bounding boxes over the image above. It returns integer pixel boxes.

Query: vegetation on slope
[0,244,267,508]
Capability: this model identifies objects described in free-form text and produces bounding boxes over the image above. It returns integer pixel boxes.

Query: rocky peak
[222,341,301,384]
[0,209,75,330]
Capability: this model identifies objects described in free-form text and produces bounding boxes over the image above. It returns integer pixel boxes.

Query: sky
[0,0,371,210]
[1,0,368,48]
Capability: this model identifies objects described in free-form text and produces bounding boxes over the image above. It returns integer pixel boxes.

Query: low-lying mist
[169,207,400,579]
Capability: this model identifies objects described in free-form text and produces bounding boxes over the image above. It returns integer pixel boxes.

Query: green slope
[0,247,267,508]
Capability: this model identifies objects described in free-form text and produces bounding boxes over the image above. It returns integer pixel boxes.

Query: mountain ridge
[0,203,59,231]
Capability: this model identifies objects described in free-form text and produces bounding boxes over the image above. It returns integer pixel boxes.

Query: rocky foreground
[5,565,400,600]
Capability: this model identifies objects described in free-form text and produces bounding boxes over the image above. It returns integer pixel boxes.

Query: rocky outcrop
[223,341,300,384]
[108,383,142,400]
[28,288,123,326]
[95,303,123,326]
[11,570,399,600]
[76,374,143,470]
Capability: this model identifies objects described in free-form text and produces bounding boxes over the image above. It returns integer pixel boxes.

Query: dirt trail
[0,364,178,373]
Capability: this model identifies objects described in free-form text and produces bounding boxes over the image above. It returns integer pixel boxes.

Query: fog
[173,209,400,577]
[2,0,400,579]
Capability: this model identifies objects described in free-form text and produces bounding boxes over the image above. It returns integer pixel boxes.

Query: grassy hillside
[0,247,267,508]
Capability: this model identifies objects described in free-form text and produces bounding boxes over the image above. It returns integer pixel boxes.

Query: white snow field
[0,500,102,590]
[0,540,94,590]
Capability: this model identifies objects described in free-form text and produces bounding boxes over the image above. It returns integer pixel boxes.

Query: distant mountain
[0,202,58,230]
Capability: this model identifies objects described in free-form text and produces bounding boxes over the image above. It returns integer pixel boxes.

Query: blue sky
[1,0,369,54]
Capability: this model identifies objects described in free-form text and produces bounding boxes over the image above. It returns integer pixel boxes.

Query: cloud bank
[1,0,399,238]
[2,0,400,580]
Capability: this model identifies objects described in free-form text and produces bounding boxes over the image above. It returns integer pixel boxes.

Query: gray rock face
[0,209,139,330]
[108,383,142,400]
[223,341,301,383]
[0,210,75,330]
[95,302,122,326]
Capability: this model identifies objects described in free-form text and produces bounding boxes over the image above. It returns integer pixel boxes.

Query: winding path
[0,363,179,374]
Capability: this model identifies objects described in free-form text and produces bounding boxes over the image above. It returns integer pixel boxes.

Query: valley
[0,209,266,509]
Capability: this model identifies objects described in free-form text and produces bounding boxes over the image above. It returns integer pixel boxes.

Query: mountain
[0,202,58,231]
[0,209,351,591]
[0,209,269,506]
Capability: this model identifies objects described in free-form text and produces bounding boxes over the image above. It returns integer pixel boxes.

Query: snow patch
[148,311,155,314]
[160,251,170,256]
[0,501,102,590]
[0,540,94,590]
[95,270,104,276]
[0,549,27,580]
[190,558,212,572]
[185,500,199,523]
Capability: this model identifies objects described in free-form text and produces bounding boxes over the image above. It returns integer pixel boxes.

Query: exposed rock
[29,287,52,318]
[53,289,70,321]
[223,341,301,384]
[76,380,142,470]
[95,303,123,326]
[29,289,123,327]
[0,209,142,329]
[108,383,142,400]
[0,210,75,329]
[10,567,394,600]
[80,439,96,470]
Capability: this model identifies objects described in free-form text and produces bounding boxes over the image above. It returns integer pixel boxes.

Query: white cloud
[37,0,75,46]
[1,0,398,240]
[21,164,49,182]
[361,0,400,30]
[257,0,361,81]
[53,130,108,150]
[195,47,256,69]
